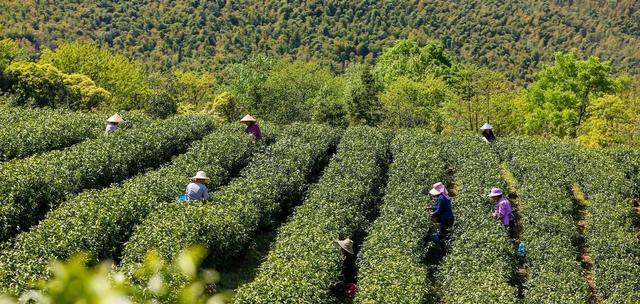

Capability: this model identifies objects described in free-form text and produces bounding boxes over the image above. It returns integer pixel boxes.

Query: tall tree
[373,39,453,85]
[448,64,509,131]
[345,64,382,126]
[525,50,622,138]
[379,76,451,131]
[39,42,150,110]
[578,95,636,147]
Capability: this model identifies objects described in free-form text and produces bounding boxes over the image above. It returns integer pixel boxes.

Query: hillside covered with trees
[0,1,639,148]
[1,0,639,80]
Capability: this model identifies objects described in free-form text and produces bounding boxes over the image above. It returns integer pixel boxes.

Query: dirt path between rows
[571,184,602,304]
[499,163,526,299]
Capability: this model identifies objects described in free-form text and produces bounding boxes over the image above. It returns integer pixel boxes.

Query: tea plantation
[0,112,638,304]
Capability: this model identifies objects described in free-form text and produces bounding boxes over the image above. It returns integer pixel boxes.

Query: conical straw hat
[480,123,493,130]
[191,171,210,181]
[335,238,354,254]
[240,114,257,122]
[107,114,124,123]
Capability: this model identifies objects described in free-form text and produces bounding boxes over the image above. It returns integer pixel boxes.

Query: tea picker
[240,114,262,144]
[105,114,124,134]
[429,182,455,241]
[489,187,516,240]
[335,238,357,301]
[480,122,496,142]
[177,171,210,202]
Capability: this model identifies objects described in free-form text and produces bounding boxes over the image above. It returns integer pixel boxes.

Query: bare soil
[571,184,602,304]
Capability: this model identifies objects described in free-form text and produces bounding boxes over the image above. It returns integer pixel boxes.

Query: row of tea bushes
[434,136,517,303]
[498,138,589,303]
[354,130,447,303]
[605,146,640,199]
[234,127,389,303]
[0,123,256,294]
[565,146,640,303]
[0,115,214,242]
[120,124,340,275]
[0,107,150,162]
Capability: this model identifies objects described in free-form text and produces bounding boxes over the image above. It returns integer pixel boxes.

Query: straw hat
[335,238,354,254]
[480,123,493,130]
[107,114,124,123]
[191,171,210,182]
[240,115,257,123]
[488,187,503,197]
[429,182,446,196]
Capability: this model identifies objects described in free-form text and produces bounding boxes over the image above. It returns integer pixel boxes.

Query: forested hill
[1,0,639,80]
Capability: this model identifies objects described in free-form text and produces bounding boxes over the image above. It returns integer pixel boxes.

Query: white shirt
[185,182,209,201]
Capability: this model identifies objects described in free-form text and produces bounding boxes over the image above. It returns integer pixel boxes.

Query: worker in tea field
[335,238,357,301]
[185,171,210,201]
[429,182,455,240]
[480,122,496,142]
[105,114,123,134]
[489,187,516,239]
[240,114,262,143]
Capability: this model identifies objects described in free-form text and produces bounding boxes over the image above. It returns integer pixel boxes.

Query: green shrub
[234,126,389,303]
[563,146,640,303]
[120,124,340,275]
[497,137,588,303]
[0,123,259,294]
[1,246,224,304]
[604,146,640,199]
[0,107,151,162]
[4,62,110,110]
[0,115,215,242]
[434,135,517,303]
[354,130,447,303]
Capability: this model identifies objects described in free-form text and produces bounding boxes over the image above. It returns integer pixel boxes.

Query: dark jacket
[482,129,496,142]
[431,194,454,222]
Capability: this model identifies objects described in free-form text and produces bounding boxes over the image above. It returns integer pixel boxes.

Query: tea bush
[0,115,214,242]
[498,138,588,303]
[354,130,447,303]
[565,146,640,303]
[0,107,150,162]
[435,135,517,303]
[234,126,389,303]
[120,124,340,272]
[0,123,258,294]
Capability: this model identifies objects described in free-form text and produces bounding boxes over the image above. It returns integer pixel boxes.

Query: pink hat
[488,187,503,197]
[429,182,449,197]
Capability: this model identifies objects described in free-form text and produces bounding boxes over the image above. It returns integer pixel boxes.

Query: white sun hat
[191,171,210,181]
[240,114,257,123]
[480,123,493,130]
[335,238,354,254]
[107,114,124,123]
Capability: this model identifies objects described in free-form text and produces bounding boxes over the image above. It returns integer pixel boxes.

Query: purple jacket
[245,123,262,140]
[495,197,514,226]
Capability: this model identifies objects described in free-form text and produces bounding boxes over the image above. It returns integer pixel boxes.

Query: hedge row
[434,135,517,303]
[0,106,150,162]
[605,146,640,199]
[354,130,447,303]
[0,123,257,294]
[498,138,588,303]
[566,147,640,303]
[0,115,214,242]
[234,127,389,303]
[120,124,340,271]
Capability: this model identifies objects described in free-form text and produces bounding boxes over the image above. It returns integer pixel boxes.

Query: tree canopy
[1,0,639,81]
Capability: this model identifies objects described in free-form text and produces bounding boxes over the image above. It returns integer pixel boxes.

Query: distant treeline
[0,0,639,81]
[1,38,638,148]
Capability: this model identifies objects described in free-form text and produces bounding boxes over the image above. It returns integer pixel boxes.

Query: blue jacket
[431,194,454,222]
